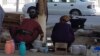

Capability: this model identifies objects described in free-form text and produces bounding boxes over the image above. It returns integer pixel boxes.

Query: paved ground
[0,36,90,56]
[0,48,94,56]
[0,50,85,56]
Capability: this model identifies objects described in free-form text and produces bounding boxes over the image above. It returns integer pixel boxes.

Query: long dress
[9,18,43,43]
[51,23,75,43]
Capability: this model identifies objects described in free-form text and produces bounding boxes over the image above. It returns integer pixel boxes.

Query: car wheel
[70,10,82,16]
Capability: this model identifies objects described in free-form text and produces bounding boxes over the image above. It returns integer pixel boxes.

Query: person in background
[51,15,75,52]
[9,6,44,50]
[70,16,86,32]
[0,5,5,34]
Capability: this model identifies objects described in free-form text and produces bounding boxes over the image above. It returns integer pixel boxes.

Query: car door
[48,0,76,15]
[48,0,68,15]
[64,0,77,15]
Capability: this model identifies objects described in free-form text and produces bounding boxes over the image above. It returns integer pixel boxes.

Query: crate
[3,12,21,29]
[54,43,67,55]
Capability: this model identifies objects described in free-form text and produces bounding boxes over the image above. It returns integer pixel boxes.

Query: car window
[66,0,76,3]
[47,0,59,2]
[47,0,53,2]
[62,0,67,2]
[47,0,62,3]
[47,0,75,3]
[80,0,88,2]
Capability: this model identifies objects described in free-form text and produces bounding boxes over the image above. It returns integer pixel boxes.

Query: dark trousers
[25,43,33,50]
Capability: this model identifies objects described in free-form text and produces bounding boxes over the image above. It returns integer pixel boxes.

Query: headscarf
[60,15,70,22]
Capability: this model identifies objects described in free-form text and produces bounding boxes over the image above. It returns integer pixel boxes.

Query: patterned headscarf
[60,15,70,22]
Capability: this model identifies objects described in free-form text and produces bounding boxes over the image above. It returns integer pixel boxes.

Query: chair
[54,43,67,52]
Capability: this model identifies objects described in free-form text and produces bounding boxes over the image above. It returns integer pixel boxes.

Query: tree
[16,0,19,12]
[38,0,48,42]
[3,0,7,5]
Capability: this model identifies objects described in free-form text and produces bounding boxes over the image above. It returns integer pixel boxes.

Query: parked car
[22,0,99,17]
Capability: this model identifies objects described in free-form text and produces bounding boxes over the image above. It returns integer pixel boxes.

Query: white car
[22,0,99,17]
